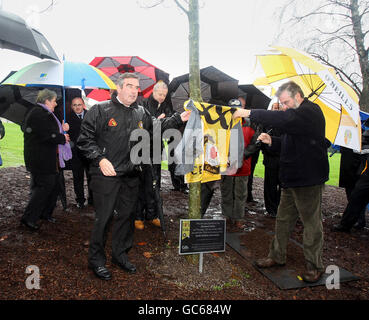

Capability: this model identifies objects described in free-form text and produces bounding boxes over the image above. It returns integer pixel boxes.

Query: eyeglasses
[72,103,83,107]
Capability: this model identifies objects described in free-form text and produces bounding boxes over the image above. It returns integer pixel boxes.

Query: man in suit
[67,97,92,209]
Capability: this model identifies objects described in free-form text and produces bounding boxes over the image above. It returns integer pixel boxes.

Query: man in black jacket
[233,81,329,283]
[77,73,189,280]
[66,97,92,209]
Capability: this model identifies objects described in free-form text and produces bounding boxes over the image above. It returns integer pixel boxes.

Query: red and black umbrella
[87,56,169,101]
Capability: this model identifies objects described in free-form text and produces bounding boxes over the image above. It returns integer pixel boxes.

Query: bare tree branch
[173,0,189,15]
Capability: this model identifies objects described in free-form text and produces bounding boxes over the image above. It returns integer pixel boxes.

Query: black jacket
[23,105,66,174]
[77,93,183,176]
[65,110,88,168]
[0,119,4,139]
[250,99,329,188]
[143,94,173,119]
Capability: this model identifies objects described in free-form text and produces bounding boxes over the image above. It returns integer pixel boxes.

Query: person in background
[220,98,255,228]
[0,118,5,166]
[260,102,282,218]
[143,81,173,190]
[21,89,71,231]
[66,97,93,209]
[233,81,329,283]
[332,128,369,233]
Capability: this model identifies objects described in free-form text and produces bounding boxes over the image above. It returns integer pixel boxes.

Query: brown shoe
[135,220,145,230]
[301,270,323,283]
[150,218,161,228]
[255,257,285,268]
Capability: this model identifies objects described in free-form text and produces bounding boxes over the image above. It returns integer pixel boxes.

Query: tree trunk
[186,0,202,265]
[350,0,369,111]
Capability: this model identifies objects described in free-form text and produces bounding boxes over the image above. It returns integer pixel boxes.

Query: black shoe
[76,202,85,209]
[111,257,136,274]
[353,222,366,230]
[41,216,57,223]
[88,265,112,280]
[331,224,350,233]
[20,218,40,231]
[180,188,189,194]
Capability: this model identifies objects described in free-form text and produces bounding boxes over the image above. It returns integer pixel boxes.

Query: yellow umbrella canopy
[253,46,361,151]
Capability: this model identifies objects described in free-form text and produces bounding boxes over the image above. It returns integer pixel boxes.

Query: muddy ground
[0,166,368,303]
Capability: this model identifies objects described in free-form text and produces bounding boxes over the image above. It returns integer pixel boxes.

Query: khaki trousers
[268,184,324,272]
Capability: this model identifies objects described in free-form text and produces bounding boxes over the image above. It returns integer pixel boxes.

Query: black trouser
[263,166,281,216]
[201,181,217,217]
[72,160,92,205]
[341,172,369,229]
[247,150,260,201]
[344,185,366,226]
[58,171,67,209]
[24,172,60,224]
[153,164,161,190]
[168,162,186,190]
[88,174,139,268]
[136,166,157,221]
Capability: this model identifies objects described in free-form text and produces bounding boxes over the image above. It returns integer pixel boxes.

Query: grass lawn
[0,123,342,186]
[0,123,24,168]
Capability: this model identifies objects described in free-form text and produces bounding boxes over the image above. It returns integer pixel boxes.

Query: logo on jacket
[138,121,143,129]
[108,118,117,127]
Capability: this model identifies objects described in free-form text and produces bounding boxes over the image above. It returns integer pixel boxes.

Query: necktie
[78,114,83,120]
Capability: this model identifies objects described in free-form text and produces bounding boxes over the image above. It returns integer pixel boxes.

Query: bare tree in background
[275,0,369,111]
[139,0,203,264]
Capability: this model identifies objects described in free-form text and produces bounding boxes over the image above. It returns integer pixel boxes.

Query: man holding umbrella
[77,73,190,280]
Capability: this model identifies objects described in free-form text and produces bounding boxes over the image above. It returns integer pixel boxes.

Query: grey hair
[36,89,57,104]
[153,81,168,92]
[116,72,139,88]
[276,81,304,99]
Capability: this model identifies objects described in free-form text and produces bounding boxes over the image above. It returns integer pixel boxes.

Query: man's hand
[99,158,117,176]
[62,120,69,132]
[257,133,272,146]
[157,113,166,119]
[64,134,70,143]
[180,110,191,122]
[232,108,250,119]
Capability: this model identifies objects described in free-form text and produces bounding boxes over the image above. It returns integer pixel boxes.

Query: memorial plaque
[179,219,226,255]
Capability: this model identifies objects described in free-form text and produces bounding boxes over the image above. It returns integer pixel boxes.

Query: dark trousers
[247,150,260,202]
[72,161,92,205]
[24,172,60,224]
[153,164,161,190]
[88,174,139,268]
[168,162,186,190]
[341,172,369,229]
[264,166,281,216]
[201,181,217,217]
[136,166,157,221]
[58,171,67,209]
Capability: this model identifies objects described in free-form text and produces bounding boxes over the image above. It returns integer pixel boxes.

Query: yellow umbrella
[253,46,361,151]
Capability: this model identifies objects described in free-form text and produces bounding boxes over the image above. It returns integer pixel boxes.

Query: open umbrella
[87,56,169,101]
[1,60,116,123]
[253,46,362,151]
[0,85,63,125]
[168,66,239,112]
[238,84,270,109]
[0,9,59,61]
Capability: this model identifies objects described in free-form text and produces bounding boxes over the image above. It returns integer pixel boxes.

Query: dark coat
[250,99,329,188]
[0,119,5,139]
[65,110,88,169]
[77,93,183,176]
[23,105,66,174]
[143,94,173,119]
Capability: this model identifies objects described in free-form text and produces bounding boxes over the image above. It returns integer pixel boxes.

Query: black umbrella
[168,66,239,112]
[238,84,271,109]
[0,85,62,125]
[0,9,59,61]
